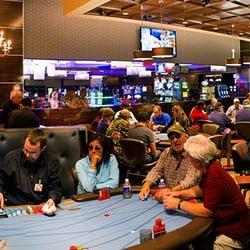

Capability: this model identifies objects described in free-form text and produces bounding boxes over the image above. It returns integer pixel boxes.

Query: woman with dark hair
[75,135,119,194]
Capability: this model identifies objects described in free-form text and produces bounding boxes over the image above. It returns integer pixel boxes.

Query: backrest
[220,128,232,153]
[202,123,219,135]
[232,142,248,173]
[208,134,223,149]
[236,122,250,142]
[0,126,85,197]
[119,138,146,167]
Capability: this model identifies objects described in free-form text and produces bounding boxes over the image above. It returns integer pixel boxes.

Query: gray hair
[184,134,218,166]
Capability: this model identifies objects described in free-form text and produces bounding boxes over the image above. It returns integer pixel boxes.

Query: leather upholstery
[0,126,87,197]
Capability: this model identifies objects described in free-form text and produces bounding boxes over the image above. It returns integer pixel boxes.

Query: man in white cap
[226,98,243,123]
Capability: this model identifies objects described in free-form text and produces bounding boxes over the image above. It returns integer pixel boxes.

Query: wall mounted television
[140,27,177,56]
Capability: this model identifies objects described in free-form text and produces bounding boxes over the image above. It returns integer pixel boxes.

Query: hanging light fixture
[133,5,152,61]
[152,0,173,59]
[226,25,241,67]
[242,56,250,65]
[0,30,12,56]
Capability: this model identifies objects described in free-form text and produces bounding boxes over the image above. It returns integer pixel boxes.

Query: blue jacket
[75,154,119,194]
[152,112,171,126]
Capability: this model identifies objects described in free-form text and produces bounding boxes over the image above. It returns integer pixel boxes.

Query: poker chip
[104,213,110,217]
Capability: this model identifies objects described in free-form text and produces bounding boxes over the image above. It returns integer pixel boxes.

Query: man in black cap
[139,124,201,201]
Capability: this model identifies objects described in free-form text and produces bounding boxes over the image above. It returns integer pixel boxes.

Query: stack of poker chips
[140,229,152,244]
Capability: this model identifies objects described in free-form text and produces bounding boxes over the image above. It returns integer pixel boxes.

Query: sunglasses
[169,133,181,141]
[88,145,102,151]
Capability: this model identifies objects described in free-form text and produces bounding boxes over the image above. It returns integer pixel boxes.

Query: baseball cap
[243,99,250,107]
[233,98,240,103]
[167,123,186,137]
[119,109,131,119]
[101,108,114,118]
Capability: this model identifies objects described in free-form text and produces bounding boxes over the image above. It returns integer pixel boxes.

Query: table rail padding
[71,186,142,202]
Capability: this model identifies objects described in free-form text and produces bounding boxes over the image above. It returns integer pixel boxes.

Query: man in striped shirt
[139,124,201,201]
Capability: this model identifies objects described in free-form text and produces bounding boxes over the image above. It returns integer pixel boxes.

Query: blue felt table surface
[0,194,192,250]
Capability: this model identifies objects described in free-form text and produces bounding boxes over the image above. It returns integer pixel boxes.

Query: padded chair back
[202,123,219,135]
[232,142,249,174]
[220,129,232,153]
[236,122,250,142]
[119,138,146,167]
[208,134,223,149]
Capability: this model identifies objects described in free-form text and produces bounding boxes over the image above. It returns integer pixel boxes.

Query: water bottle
[123,178,132,199]
[158,178,166,189]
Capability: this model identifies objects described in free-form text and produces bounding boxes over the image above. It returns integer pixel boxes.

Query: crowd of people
[1,89,250,249]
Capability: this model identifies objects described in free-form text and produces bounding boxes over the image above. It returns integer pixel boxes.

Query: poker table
[0,187,213,250]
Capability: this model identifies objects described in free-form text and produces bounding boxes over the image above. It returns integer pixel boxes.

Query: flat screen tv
[140,27,177,56]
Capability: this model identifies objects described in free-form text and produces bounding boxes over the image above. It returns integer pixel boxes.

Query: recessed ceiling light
[122,12,129,15]
[213,27,219,30]
[182,21,188,25]
[239,32,244,36]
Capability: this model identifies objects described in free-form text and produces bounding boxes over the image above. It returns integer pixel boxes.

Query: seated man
[128,112,161,163]
[163,135,250,250]
[0,128,62,211]
[7,97,40,128]
[189,100,209,130]
[139,124,202,201]
[96,107,114,135]
[149,105,171,132]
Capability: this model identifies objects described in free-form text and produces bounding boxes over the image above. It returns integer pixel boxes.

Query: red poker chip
[104,213,110,217]
[69,246,78,250]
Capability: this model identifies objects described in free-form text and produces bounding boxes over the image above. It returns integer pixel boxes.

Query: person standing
[0,128,62,209]
[2,89,22,127]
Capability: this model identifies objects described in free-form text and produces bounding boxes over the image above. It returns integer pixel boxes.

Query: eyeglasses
[23,148,41,157]
[88,145,102,151]
[169,133,181,141]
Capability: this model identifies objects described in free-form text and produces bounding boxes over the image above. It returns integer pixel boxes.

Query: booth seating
[0,126,90,197]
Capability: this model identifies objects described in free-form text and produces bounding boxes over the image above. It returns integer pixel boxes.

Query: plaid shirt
[146,147,201,189]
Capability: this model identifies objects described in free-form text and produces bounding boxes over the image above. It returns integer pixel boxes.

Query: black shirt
[0,149,62,205]
[2,100,20,127]
[7,108,40,128]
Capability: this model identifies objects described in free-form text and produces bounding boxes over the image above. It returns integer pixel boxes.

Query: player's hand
[163,196,180,210]
[0,193,4,208]
[46,198,55,208]
[153,188,171,201]
[139,182,151,201]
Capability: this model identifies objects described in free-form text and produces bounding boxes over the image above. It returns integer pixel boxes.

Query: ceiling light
[226,25,241,67]
[182,21,188,25]
[213,27,219,30]
[122,12,129,15]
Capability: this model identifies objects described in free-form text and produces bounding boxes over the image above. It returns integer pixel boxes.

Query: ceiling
[77,0,250,39]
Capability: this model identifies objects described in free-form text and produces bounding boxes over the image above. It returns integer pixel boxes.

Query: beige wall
[24,0,243,65]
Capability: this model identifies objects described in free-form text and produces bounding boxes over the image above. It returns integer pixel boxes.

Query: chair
[219,128,232,169]
[231,142,250,175]
[202,123,219,136]
[236,122,250,142]
[119,138,158,184]
[208,134,223,149]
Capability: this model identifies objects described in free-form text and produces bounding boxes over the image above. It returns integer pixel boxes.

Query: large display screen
[140,27,177,56]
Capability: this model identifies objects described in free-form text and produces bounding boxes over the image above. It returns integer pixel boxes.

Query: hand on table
[42,199,57,216]
[153,188,171,201]
[163,196,181,210]
[139,182,151,201]
[0,193,4,209]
